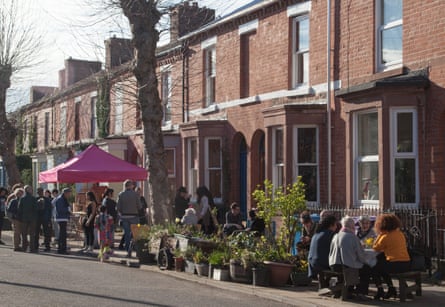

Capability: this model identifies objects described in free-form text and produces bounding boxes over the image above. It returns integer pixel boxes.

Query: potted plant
[228,232,257,283]
[131,224,154,264]
[208,249,230,281]
[193,248,209,277]
[184,245,197,274]
[290,257,311,286]
[253,177,307,286]
[173,248,184,272]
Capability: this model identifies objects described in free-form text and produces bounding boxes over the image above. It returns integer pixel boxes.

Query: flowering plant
[364,237,374,249]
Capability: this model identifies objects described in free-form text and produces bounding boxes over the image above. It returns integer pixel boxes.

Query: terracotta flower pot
[264,261,294,287]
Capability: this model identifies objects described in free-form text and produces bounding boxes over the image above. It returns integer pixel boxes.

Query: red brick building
[18,0,445,219]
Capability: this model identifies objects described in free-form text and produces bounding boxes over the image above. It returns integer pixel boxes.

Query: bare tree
[0,1,43,185]
[115,0,171,224]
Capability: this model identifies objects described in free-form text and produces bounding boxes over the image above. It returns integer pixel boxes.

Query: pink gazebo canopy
[39,144,148,183]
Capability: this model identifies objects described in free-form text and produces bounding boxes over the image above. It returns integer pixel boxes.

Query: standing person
[372,213,411,300]
[0,187,8,245]
[6,188,24,251]
[35,188,53,252]
[102,188,117,248]
[174,186,190,220]
[82,191,98,253]
[196,186,215,235]
[55,188,72,255]
[135,186,148,225]
[117,179,141,258]
[17,185,38,253]
[51,189,60,246]
[95,205,114,262]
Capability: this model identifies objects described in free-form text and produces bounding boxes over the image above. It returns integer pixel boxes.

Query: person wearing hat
[174,186,190,220]
[55,188,72,254]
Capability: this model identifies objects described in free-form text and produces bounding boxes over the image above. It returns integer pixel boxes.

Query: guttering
[327,0,332,205]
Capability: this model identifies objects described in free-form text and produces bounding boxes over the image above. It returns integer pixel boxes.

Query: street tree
[115,0,171,224]
[0,1,43,185]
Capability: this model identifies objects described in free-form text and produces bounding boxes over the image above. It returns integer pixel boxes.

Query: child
[95,205,114,262]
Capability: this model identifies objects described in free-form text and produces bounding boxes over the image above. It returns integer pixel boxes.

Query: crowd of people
[305,211,413,301]
[0,179,148,261]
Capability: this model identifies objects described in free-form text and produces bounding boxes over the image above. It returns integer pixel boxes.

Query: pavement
[3,230,445,306]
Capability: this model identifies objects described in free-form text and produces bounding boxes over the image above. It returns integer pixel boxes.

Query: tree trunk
[0,65,21,185]
[120,0,171,224]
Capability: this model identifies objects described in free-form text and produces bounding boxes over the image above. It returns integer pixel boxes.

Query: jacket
[373,229,410,262]
[17,193,38,222]
[117,189,141,217]
[55,195,71,221]
[329,229,368,269]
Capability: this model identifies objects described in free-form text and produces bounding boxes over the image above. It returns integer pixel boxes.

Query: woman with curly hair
[372,213,410,300]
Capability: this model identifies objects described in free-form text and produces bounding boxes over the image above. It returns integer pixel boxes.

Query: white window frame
[390,108,418,208]
[161,67,172,125]
[60,102,67,144]
[292,15,310,88]
[272,127,284,189]
[115,84,123,135]
[205,137,222,203]
[187,138,198,202]
[293,125,319,205]
[353,110,379,207]
[376,0,403,71]
[204,46,216,107]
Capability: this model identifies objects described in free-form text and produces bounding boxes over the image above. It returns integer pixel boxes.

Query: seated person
[308,215,337,280]
[181,208,198,225]
[329,216,371,299]
[372,214,410,300]
[246,209,265,236]
[223,202,244,235]
[356,215,376,245]
[300,211,318,250]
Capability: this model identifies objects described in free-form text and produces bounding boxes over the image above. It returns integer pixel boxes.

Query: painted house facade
[17,0,445,219]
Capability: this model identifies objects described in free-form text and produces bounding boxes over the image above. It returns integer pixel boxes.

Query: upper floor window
[376,0,403,71]
[161,69,172,123]
[90,96,97,139]
[75,100,81,141]
[60,103,67,144]
[354,111,379,206]
[391,108,418,206]
[204,46,216,106]
[292,15,309,88]
[115,85,123,135]
[44,112,50,147]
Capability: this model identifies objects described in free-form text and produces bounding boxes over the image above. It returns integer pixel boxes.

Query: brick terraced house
[16,0,445,222]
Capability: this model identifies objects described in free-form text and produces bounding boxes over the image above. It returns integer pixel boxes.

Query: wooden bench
[319,270,348,301]
[389,271,422,302]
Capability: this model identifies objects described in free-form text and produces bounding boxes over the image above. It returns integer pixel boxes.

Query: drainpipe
[327,0,332,205]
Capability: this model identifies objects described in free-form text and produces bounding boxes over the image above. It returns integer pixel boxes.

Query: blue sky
[6,0,254,111]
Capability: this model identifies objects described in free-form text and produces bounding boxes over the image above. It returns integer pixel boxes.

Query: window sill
[288,85,312,96]
[201,104,218,115]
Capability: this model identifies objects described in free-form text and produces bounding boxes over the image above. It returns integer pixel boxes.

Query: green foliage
[252,177,307,259]
[184,244,197,261]
[208,249,230,267]
[192,248,208,264]
[20,169,32,186]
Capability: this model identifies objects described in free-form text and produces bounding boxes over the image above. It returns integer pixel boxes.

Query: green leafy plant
[193,249,208,264]
[184,244,197,261]
[208,249,230,267]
